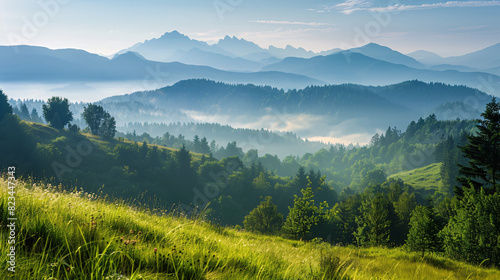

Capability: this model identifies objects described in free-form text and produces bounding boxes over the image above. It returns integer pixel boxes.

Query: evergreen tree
[292,166,308,189]
[199,137,211,154]
[30,108,44,123]
[100,114,116,139]
[355,193,393,246]
[458,97,500,193]
[0,90,12,121]
[440,188,500,265]
[282,187,321,240]
[370,133,380,146]
[243,196,283,234]
[19,103,31,121]
[42,97,73,129]
[406,205,440,257]
[193,135,201,152]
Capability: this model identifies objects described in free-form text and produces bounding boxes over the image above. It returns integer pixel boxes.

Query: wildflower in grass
[154,248,157,255]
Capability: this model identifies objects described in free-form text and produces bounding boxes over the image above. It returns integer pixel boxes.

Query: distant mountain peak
[112,51,145,61]
[359,43,392,50]
[219,35,251,43]
[159,30,188,40]
[363,42,383,47]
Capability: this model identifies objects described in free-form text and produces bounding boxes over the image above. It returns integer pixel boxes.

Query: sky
[2,0,500,57]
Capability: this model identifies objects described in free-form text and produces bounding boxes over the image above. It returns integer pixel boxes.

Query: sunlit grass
[1,176,498,279]
[388,163,442,194]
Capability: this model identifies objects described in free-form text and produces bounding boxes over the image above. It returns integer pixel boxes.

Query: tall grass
[1,176,499,279]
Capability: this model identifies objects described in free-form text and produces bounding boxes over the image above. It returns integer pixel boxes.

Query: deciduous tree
[42,97,73,129]
[243,196,283,234]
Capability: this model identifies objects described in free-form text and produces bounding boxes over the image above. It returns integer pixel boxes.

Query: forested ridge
[1,88,500,270]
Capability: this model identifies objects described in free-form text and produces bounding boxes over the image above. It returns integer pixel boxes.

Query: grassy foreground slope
[1,177,499,280]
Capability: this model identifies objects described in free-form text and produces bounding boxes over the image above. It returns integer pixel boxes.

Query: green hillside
[388,163,443,196]
[2,177,499,279]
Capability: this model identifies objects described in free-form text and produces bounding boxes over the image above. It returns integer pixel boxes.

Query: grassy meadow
[1,176,499,280]
[388,163,443,196]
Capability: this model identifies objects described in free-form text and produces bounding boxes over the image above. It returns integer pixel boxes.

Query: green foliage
[68,124,80,133]
[30,108,44,123]
[355,193,393,247]
[0,90,12,121]
[406,205,440,257]
[82,104,116,139]
[283,187,321,240]
[458,97,500,193]
[42,97,73,129]
[440,188,500,266]
[243,196,283,234]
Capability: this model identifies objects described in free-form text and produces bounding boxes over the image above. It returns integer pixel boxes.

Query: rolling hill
[102,79,491,123]
[99,79,492,146]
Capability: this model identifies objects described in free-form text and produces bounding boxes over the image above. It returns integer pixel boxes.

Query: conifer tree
[0,90,12,121]
[406,205,440,257]
[282,187,321,240]
[458,97,500,193]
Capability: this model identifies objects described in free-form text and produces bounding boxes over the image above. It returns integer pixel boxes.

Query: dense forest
[1,88,500,268]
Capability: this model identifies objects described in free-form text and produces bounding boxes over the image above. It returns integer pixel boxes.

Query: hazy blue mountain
[116,30,232,62]
[485,66,500,76]
[176,48,262,72]
[215,35,266,57]
[258,56,282,66]
[0,45,323,88]
[428,64,478,72]
[348,43,425,69]
[445,43,500,69]
[242,52,278,63]
[407,50,446,65]
[318,48,343,56]
[262,51,500,92]
[267,45,318,59]
[214,36,329,59]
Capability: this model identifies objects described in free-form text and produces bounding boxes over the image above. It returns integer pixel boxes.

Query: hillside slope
[1,177,499,279]
[388,163,443,197]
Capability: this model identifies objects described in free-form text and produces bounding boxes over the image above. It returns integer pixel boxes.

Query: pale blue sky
[2,0,500,56]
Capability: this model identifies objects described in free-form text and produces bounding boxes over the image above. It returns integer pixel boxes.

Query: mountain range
[2,30,500,96]
[0,45,321,89]
[407,43,500,70]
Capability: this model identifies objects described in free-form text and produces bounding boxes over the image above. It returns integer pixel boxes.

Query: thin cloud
[448,25,490,31]
[315,0,373,14]
[370,1,500,13]
[325,0,500,14]
[334,0,373,14]
[252,20,333,27]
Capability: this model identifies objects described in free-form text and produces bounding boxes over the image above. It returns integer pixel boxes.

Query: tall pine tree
[458,97,500,194]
